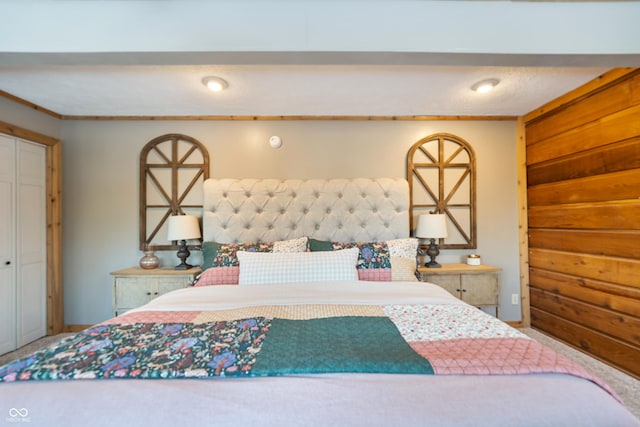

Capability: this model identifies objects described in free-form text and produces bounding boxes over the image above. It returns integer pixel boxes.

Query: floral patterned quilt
[0,303,618,401]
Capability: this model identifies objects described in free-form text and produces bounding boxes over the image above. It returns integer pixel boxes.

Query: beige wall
[0,97,62,139]
[60,119,521,324]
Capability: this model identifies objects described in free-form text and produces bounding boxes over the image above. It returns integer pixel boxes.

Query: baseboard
[506,320,524,328]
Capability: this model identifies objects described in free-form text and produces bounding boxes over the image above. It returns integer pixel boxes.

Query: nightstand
[110,266,201,316]
[417,264,501,317]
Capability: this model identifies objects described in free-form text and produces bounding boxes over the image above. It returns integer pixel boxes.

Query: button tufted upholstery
[203,178,410,244]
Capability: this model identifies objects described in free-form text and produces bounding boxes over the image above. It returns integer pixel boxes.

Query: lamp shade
[167,215,201,241]
[415,214,448,239]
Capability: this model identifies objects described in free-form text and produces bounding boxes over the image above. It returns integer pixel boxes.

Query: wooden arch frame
[139,133,210,250]
[407,132,477,249]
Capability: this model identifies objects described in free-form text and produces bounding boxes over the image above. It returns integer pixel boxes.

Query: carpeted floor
[1,328,639,420]
[0,334,74,366]
[519,327,640,419]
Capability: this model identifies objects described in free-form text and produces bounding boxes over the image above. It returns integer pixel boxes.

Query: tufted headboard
[202,178,410,243]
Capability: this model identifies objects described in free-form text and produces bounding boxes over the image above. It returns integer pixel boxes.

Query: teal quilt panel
[252,316,434,375]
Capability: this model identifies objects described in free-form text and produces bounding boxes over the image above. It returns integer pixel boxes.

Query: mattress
[1,280,638,427]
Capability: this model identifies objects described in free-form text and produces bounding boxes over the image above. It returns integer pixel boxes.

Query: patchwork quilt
[0,303,617,401]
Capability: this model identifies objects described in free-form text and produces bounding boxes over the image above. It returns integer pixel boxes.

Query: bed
[1,178,638,427]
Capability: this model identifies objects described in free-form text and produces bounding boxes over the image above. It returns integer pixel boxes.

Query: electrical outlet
[512,294,519,305]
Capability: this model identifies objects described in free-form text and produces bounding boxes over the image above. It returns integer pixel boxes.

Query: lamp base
[174,262,193,270]
[424,261,442,268]
[424,238,442,268]
[174,240,193,270]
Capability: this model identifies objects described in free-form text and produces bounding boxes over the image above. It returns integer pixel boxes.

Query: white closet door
[0,135,16,354]
[17,141,47,346]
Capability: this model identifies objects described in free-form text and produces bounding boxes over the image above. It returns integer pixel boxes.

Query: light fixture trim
[202,76,228,92]
[269,135,283,149]
[471,78,500,94]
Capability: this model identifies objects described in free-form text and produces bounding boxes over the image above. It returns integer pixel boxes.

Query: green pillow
[201,241,222,270]
[308,238,333,252]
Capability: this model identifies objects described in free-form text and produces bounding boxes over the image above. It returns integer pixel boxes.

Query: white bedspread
[129,280,464,313]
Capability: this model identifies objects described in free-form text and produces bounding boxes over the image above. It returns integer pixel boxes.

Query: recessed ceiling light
[471,78,500,94]
[202,76,228,92]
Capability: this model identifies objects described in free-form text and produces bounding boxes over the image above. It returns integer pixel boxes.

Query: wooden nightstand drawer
[114,277,154,311]
[418,264,501,317]
[461,274,498,306]
[111,266,201,316]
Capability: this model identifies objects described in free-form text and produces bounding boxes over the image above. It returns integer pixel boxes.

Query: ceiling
[1,1,638,118]
[0,64,612,117]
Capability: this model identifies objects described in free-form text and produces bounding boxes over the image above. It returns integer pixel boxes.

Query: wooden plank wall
[524,69,640,379]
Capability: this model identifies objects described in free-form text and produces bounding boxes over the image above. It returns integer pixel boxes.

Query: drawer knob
[146,292,151,296]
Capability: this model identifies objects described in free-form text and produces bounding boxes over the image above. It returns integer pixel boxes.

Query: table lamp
[167,214,201,270]
[415,213,448,268]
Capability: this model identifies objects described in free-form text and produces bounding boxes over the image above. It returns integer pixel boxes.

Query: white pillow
[387,237,419,259]
[272,236,308,253]
[390,257,419,281]
[237,247,359,285]
[387,238,419,282]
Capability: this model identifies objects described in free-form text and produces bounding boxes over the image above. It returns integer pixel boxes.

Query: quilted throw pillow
[308,237,418,282]
[387,238,420,281]
[237,248,359,285]
[196,237,308,286]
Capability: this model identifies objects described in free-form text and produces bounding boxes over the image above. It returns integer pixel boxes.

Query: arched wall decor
[139,133,210,250]
[407,132,477,249]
